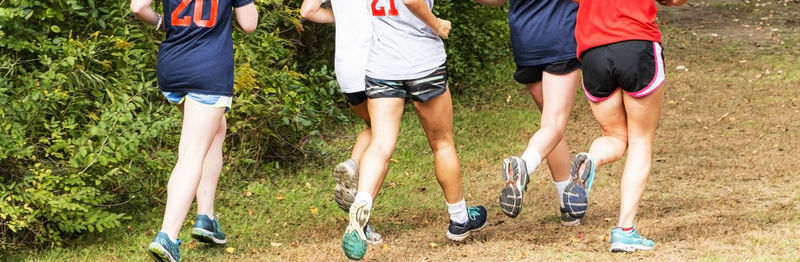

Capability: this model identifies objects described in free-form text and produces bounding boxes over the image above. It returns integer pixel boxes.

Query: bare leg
[586,90,629,167]
[349,102,371,162]
[617,87,664,228]
[526,70,580,182]
[195,116,226,218]
[357,98,405,199]
[160,101,225,240]
[412,88,463,203]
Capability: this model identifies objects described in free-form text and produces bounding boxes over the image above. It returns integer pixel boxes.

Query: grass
[10,0,800,260]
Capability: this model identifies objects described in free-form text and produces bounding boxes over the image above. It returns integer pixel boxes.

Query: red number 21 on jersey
[371,0,398,16]
[171,0,219,27]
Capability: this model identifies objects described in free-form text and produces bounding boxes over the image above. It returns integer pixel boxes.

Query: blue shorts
[161,91,233,112]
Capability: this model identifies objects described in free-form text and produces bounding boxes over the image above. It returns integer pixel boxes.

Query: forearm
[474,0,505,7]
[235,3,259,33]
[403,0,439,31]
[130,0,164,31]
[300,0,335,23]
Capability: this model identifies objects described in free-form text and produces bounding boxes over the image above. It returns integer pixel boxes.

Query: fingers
[437,18,451,39]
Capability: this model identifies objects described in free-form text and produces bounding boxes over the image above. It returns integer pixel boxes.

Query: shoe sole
[499,157,525,218]
[563,153,594,219]
[610,243,654,252]
[191,228,228,245]
[147,243,176,262]
[445,220,487,242]
[560,218,581,227]
[334,160,358,212]
[342,201,370,260]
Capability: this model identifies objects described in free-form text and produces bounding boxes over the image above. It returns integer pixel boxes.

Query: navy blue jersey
[157,0,253,96]
[508,0,578,67]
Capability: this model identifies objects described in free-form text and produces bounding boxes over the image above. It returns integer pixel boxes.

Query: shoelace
[466,207,480,220]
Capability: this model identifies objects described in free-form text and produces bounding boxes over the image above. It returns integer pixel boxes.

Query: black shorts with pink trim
[580,40,665,103]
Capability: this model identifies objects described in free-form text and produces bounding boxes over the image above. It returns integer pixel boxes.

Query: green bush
[0,0,509,248]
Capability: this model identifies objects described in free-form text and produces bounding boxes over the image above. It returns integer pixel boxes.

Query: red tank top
[575,0,662,58]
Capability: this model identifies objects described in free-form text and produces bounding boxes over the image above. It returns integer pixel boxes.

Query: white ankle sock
[554,179,569,208]
[354,191,373,210]
[447,199,468,224]
[520,147,542,175]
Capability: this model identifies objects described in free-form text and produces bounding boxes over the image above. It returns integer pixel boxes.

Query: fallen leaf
[126,225,134,234]
[305,182,312,188]
[187,241,197,249]
[667,100,677,105]
[270,242,283,247]
[225,247,235,253]
[247,209,256,217]
[428,242,439,248]
[276,193,284,200]
[382,243,390,251]
[309,206,319,215]
[520,252,527,259]
[577,232,585,239]
[244,190,252,197]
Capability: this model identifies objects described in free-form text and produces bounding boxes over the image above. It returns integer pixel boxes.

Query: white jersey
[366,0,446,80]
[330,0,373,93]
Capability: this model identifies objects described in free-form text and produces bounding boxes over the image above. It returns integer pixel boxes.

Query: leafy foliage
[0,0,508,248]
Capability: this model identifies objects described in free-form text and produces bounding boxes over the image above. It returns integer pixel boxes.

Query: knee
[539,117,568,137]
[428,138,456,155]
[369,140,396,158]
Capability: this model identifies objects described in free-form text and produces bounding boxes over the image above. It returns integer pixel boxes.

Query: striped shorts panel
[365,64,447,103]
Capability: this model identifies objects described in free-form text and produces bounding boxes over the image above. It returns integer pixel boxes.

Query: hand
[657,0,688,6]
[434,18,451,39]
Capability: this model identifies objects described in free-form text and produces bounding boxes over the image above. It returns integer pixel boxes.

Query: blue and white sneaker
[342,200,371,260]
[609,226,655,252]
[334,159,359,212]
[499,157,530,218]
[191,214,227,245]
[446,206,488,242]
[148,232,181,262]
[560,208,580,226]
[563,153,596,219]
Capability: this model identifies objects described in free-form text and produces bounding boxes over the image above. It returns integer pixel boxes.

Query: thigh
[540,69,581,122]
[367,97,406,147]
[178,99,226,155]
[412,87,454,146]
[588,90,627,138]
[622,86,664,141]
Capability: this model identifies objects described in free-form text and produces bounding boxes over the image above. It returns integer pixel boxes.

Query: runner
[339,0,487,259]
[565,0,688,252]
[130,0,257,261]
[474,0,582,225]
[299,0,383,245]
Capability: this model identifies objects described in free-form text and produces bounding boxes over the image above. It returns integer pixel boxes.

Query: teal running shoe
[563,152,596,219]
[147,232,181,262]
[191,214,227,245]
[609,226,655,252]
[499,156,530,218]
[446,206,488,241]
[342,200,370,260]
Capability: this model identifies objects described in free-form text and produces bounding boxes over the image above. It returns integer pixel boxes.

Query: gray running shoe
[334,159,358,212]
[499,156,530,218]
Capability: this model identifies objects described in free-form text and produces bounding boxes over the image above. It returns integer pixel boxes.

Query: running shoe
[334,159,359,212]
[364,224,383,245]
[147,232,181,262]
[191,214,227,245]
[560,208,580,226]
[342,200,370,260]
[609,226,655,252]
[499,157,530,218]
[563,153,596,219]
[446,206,488,241]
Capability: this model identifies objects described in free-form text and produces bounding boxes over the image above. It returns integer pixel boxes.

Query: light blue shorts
[161,91,232,112]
